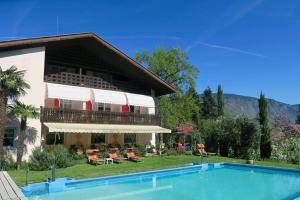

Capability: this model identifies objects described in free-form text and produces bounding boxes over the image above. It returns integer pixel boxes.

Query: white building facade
[0,33,175,160]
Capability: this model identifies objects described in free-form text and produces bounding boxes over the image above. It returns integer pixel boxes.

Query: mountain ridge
[210,93,298,123]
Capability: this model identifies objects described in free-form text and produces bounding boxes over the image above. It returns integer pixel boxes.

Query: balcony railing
[40,107,160,125]
[44,72,147,94]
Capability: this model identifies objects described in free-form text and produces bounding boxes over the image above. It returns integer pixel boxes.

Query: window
[97,103,111,112]
[91,134,105,144]
[124,133,136,144]
[130,106,134,113]
[60,100,72,109]
[97,103,104,111]
[4,129,15,147]
[105,104,111,112]
[46,133,64,145]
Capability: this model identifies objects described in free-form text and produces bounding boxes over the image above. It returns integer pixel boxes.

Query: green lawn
[8,155,300,186]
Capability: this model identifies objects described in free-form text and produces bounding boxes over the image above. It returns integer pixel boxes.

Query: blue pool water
[24,163,300,200]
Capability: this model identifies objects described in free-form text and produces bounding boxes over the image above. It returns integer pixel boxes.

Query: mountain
[215,94,298,123]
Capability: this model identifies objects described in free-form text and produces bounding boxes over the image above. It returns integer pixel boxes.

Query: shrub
[29,146,74,171]
[134,144,146,156]
[272,136,300,164]
[29,147,50,171]
[236,117,260,159]
[1,151,15,170]
[166,148,178,156]
[53,146,73,168]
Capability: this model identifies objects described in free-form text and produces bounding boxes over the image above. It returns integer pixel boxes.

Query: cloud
[12,1,38,37]
[186,0,265,52]
[188,41,268,59]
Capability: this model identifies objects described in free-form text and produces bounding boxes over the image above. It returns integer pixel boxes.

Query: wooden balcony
[40,107,160,125]
[44,72,148,94]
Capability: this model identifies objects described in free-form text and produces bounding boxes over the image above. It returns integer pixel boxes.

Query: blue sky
[0,0,299,104]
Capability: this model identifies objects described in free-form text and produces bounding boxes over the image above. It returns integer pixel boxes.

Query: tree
[135,48,199,130]
[9,101,39,170]
[258,93,271,159]
[0,66,29,166]
[296,105,300,125]
[202,87,217,119]
[136,47,198,91]
[187,87,202,128]
[217,84,225,117]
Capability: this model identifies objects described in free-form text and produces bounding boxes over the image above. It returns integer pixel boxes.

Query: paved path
[0,171,27,200]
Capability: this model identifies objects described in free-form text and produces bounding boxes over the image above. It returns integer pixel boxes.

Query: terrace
[40,107,160,125]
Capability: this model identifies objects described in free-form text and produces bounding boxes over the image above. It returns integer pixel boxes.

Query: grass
[8,155,300,186]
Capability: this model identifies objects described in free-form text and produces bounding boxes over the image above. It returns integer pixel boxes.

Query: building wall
[0,47,46,161]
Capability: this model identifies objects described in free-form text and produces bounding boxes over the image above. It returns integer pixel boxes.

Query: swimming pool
[23,163,300,200]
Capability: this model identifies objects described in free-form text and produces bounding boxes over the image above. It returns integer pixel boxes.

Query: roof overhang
[44,123,171,134]
[0,33,176,96]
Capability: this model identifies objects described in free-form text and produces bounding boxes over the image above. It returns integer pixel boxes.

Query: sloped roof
[0,32,176,95]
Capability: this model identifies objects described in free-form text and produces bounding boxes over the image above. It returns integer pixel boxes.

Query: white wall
[0,47,46,161]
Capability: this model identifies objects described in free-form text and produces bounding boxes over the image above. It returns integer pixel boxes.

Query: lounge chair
[87,152,105,165]
[197,144,216,157]
[109,152,127,163]
[126,151,143,162]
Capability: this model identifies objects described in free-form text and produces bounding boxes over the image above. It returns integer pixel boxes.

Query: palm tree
[0,66,30,166]
[9,101,39,170]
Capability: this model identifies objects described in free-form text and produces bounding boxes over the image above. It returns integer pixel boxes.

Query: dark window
[91,134,105,144]
[124,133,136,144]
[97,103,104,111]
[46,133,64,145]
[130,106,134,113]
[105,104,111,112]
[4,129,14,147]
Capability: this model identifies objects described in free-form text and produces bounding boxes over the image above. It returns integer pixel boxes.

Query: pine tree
[296,105,300,125]
[217,84,225,117]
[202,87,217,119]
[258,93,271,159]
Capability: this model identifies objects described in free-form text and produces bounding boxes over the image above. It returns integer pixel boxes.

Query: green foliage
[296,105,300,125]
[236,117,260,159]
[217,85,225,117]
[134,144,146,156]
[135,47,198,91]
[52,146,73,168]
[29,147,51,171]
[258,93,272,159]
[201,119,219,152]
[272,136,300,164]
[166,149,178,156]
[29,146,74,171]
[1,151,15,170]
[202,87,217,119]
[136,48,200,130]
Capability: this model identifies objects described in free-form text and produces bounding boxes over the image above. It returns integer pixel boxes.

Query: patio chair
[126,151,143,162]
[87,152,105,165]
[109,152,127,163]
[197,144,216,157]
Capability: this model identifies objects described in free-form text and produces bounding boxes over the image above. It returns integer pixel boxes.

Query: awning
[46,83,91,101]
[92,89,127,105]
[44,123,171,134]
[125,93,155,107]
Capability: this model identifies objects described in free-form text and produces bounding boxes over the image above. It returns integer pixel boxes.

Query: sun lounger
[197,144,217,157]
[109,152,127,163]
[87,153,105,165]
[126,151,143,162]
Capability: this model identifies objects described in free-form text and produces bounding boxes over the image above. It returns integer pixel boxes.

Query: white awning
[46,83,91,101]
[92,89,127,105]
[125,93,155,107]
[44,123,171,134]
